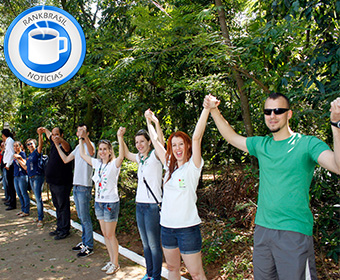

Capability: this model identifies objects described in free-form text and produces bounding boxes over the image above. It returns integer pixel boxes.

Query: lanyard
[98,162,108,182]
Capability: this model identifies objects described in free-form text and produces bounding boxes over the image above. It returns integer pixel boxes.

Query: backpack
[38,154,48,173]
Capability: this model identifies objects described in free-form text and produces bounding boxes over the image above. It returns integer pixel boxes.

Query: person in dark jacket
[38,127,73,240]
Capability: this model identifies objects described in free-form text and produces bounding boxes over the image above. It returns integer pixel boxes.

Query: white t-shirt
[4,137,14,168]
[160,156,203,228]
[136,150,163,203]
[72,143,95,187]
[91,158,120,203]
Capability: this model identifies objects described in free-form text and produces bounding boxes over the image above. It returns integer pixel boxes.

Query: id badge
[178,179,186,189]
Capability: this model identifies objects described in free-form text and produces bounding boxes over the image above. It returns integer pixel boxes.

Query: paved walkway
[0,188,149,280]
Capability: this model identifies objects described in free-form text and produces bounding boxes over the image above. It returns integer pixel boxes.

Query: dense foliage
[0,0,339,277]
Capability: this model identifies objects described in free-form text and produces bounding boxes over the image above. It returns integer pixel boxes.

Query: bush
[311,167,340,263]
[198,165,258,228]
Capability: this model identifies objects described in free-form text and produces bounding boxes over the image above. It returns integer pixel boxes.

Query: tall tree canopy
[0,0,339,266]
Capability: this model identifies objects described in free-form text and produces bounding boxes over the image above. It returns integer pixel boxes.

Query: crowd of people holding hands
[1,93,340,280]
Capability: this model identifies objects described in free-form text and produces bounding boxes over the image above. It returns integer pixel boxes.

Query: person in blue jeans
[121,118,164,280]
[13,141,30,217]
[54,124,96,258]
[26,128,45,227]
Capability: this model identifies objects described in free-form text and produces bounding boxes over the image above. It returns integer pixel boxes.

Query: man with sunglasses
[204,93,340,280]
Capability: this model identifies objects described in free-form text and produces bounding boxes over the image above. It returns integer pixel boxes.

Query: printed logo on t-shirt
[178,179,186,189]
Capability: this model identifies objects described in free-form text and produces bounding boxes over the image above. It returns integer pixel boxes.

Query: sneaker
[141,274,152,280]
[37,220,43,228]
[101,262,112,271]
[77,246,93,258]
[106,263,120,275]
[72,242,84,251]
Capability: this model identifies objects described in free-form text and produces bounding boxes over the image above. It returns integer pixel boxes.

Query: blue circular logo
[4,5,86,88]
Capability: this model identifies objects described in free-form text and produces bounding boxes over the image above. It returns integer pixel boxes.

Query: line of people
[2,128,45,227]
[2,92,340,280]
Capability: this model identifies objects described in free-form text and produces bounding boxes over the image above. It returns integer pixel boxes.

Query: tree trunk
[215,0,253,137]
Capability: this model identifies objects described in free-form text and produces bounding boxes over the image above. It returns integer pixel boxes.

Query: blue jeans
[2,167,9,200]
[73,185,94,249]
[136,203,162,280]
[14,175,30,214]
[30,175,45,221]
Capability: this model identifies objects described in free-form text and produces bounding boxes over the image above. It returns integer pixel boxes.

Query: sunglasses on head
[264,108,289,115]
[98,139,111,145]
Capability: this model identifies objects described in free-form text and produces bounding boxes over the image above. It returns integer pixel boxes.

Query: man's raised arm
[317,97,340,174]
[204,94,248,153]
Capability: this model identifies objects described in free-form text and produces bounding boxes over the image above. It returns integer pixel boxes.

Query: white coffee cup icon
[28,28,67,65]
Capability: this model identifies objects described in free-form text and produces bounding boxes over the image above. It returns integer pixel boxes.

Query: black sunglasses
[264,108,289,115]
[26,143,33,146]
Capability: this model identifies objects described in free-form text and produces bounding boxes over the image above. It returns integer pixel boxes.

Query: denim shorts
[95,201,119,222]
[161,224,202,254]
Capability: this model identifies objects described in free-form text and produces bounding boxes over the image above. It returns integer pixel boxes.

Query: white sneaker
[101,261,112,271]
[106,263,120,275]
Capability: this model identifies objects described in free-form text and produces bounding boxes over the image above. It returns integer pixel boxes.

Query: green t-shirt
[246,133,330,236]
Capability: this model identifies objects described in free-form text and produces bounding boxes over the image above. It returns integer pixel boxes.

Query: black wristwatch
[330,120,340,128]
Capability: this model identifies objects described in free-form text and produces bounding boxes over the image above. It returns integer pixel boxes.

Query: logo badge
[4,6,86,88]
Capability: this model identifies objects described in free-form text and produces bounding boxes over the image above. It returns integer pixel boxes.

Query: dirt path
[0,188,148,280]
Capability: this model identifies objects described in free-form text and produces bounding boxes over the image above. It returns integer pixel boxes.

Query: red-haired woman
[145,107,209,280]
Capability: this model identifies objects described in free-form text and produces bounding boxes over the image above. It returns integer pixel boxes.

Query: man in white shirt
[54,124,95,257]
[2,129,16,210]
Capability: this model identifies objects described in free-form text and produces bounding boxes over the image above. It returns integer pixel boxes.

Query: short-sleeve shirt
[246,133,330,236]
[26,149,43,177]
[45,137,73,186]
[72,143,95,187]
[14,151,27,177]
[91,158,120,203]
[136,150,163,203]
[160,156,203,228]
[3,137,14,168]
